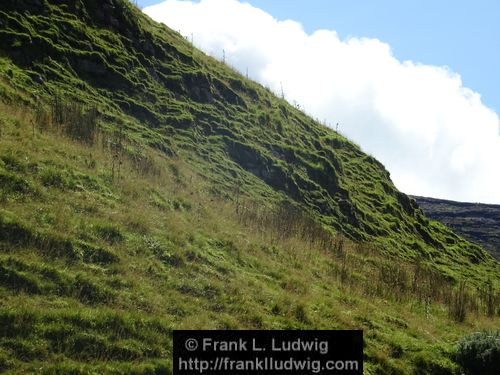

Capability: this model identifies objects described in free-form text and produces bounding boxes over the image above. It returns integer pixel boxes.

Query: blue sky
[138,0,500,203]
[138,0,500,113]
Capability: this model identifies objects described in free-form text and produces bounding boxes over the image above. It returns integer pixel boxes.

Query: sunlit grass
[0,103,498,374]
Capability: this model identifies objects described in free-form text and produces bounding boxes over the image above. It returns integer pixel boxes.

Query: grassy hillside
[0,0,498,373]
[414,196,500,261]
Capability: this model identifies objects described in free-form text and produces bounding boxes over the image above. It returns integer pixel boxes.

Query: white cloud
[144,0,500,204]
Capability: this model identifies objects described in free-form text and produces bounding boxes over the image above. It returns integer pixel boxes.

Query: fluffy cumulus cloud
[144,0,500,204]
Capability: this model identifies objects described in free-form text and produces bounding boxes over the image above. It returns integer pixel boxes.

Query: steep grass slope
[0,0,498,373]
[2,100,499,374]
[0,0,495,276]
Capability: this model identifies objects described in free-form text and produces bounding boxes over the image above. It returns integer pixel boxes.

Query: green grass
[0,0,499,373]
[0,99,497,374]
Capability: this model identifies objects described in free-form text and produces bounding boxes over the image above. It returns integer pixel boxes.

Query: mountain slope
[0,0,493,272]
[0,0,498,373]
[414,196,500,261]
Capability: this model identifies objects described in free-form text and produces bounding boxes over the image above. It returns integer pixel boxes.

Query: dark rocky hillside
[414,196,500,261]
